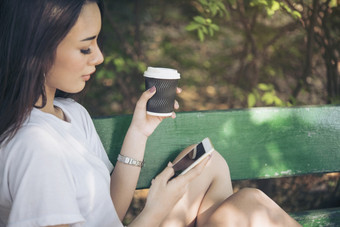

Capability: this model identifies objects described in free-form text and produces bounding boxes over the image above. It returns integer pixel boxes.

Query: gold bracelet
[117,154,144,167]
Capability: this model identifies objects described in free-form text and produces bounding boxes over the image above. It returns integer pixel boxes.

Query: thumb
[176,154,211,184]
[136,86,156,109]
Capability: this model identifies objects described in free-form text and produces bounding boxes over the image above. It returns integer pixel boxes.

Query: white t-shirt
[0,98,123,227]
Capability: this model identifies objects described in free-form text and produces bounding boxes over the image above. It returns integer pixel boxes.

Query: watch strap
[117,154,144,167]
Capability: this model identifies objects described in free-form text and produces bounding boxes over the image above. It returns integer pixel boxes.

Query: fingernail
[149,86,156,93]
[171,112,176,119]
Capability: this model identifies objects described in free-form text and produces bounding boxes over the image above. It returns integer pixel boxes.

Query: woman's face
[46,2,104,94]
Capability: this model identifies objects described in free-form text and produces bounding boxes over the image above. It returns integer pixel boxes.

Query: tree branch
[292,0,319,99]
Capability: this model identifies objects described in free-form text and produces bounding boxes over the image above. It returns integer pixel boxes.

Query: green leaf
[199,0,208,5]
[274,96,283,106]
[114,58,125,72]
[201,26,208,34]
[262,92,274,105]
[248,93,257,107]
[271,1,280,11]
[211,5,218,16]
[104,55,115,65]
[137,62,147,73]
[198,29,205,42]
[186,22,201,31]
[210,24,219,31]
[329,0,337,8]
[292,11,302,19]
[258,83,272,91]
[96,69,106,80]
[209,27,214,36]
[194,16,206,24]
[216,1,227,13]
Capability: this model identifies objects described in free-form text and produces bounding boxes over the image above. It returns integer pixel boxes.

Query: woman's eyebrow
[81,35,96,41]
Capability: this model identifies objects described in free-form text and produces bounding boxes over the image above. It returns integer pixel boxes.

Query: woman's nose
[89,44,104,66]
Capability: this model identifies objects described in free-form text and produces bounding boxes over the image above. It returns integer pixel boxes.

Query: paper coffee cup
[144,67,180,116]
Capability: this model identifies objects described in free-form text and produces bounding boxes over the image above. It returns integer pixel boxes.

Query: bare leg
[199,188,301,227]
[160,149,233,227]
[160,148,300,227]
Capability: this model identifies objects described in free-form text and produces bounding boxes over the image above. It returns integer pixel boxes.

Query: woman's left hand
[129,86,182,138]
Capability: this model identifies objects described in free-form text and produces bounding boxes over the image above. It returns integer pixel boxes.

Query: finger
[176,87,182,94]
[155,163,175,184]
[179,153,212,182]
[174,100,179,110]
[171,112,176,119]
[168,161,173,167]
[136,86,156,109]
[189,153,211,176]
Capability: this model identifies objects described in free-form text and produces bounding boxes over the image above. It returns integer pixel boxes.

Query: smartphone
[172,137,214,178]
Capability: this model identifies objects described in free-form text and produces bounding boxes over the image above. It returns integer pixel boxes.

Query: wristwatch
[117,154,144,167]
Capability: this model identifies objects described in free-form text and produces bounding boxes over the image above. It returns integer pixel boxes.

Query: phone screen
[172,142,206,178]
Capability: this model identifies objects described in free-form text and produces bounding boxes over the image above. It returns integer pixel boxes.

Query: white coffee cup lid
[144,67,180,79]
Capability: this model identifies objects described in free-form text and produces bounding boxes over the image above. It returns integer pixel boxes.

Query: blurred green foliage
[80,0,340,116]
[185,0,227,41]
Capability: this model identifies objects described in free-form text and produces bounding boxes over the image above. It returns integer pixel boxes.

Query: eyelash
[81,48,92,55]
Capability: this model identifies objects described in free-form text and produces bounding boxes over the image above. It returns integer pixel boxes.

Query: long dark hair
[0,0,104,144]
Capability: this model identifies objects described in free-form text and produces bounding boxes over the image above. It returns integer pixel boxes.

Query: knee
[234,188,288,224]
[235,188,277,209]
[201,193,250,227]
[209,150,230,173]
[200,188,271,227]
[204,188,299,227]
[236,188,267,200]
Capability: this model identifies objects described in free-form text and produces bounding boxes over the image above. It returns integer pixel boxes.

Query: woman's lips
[82,70,95,81]
[82,74,91,81]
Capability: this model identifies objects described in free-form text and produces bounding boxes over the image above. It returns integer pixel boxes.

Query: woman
[0,0,301,226]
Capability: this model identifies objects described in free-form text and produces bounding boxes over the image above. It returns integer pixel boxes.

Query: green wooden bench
[93,105,340,226]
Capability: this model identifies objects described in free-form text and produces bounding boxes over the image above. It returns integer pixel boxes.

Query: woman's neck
[35,87,66,121]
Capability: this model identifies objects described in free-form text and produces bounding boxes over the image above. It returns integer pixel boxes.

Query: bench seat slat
[291,207,340,227]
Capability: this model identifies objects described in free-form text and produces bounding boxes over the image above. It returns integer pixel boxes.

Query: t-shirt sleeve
[5,127,85,227]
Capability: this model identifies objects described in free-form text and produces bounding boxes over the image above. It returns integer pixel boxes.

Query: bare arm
[110,87,181,221]
[110,126,148,220]
[110,87,166,220]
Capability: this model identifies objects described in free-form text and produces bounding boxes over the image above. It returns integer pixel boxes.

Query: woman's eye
[81,48,92,55]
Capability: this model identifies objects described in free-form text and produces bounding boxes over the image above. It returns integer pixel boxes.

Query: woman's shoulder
[0,124,64,173]
[1,123,60,152]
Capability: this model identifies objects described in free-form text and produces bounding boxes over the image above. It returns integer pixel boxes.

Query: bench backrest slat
[93,105,340,189]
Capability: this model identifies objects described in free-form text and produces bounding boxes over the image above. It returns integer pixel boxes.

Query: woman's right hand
[142,155,211,225]
[128,87,182,138]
